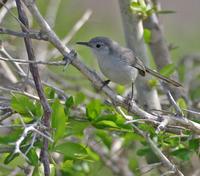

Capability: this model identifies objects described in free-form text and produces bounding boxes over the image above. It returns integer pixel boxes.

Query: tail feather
[145,67,182,87]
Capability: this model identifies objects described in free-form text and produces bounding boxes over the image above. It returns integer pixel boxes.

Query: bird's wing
[118,48,182,87]
[119,47,146,76]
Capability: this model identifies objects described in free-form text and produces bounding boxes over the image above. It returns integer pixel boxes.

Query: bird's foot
[124,95,135,113]
[99,80,110,90]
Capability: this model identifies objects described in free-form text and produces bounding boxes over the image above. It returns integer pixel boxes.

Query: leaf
[159,63,176,77]
[65,96,74,108]
[65,119,89,136]
[11,94,37,117]
[86,99,102,120]
[124,133,144,147]
[4,152,19,164]
[144,29,151,43]
[148,79,158,88]
[65,96,74,115]
[94,120,119,129]
[95,130,112,148]
[189,139,199,150]
[61,160,74,172]
[171,148,190,160]
[177,98,187,110]
[51,99,67,142]
[74,92,85,105]
[137,147,151,156]
[0,129,22,144]
[32,166,43,176]
[139,124,155,135]
[116,85,125,94]
[44,86,56,99]
[26,148,39,166]
[54,142,88,160]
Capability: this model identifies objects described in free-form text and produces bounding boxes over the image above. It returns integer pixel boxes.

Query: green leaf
[177,98,187,110]
[32,165,45,176]
[54,142,88,160]
[86,99,102,120]
[148,79,158,88]
[95,130,112,148]
[137,147,151,156]
[94,120,119,129]
[74,92,85,105]
[51,99,67,142]
[116,85,125,94]
[144,29,151,43]
[189,139,199,150]
[124,133,144,147]
[27,148,39,166]
[65,119,89,136]
[11,94,37,117]
[139,124,155,135]
[44,86,56,99]
[171,148,190,160]
[0,130,22,144]
[61,160,74,172]
[4,152,19,164]
[159,63,176,77]
[65,96,74,115]
[35,101,43,118]
[65,96,74,108]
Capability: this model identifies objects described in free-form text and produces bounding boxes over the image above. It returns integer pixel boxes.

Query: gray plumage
[76,36,182,87]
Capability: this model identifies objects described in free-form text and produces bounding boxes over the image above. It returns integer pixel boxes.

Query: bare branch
[15,1,51,175]
[0,0,16,24]
[0,27,48,40]
[118,0,161,110]
[0,86,40,100]
[144,0,184,100]
[0,56,66,65]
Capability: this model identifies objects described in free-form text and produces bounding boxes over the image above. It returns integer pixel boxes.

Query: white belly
[97,56,138,85]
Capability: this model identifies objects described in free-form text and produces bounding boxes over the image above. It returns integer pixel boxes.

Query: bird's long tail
[145,67,182,87]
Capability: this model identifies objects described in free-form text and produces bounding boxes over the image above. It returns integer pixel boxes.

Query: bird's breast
[97,56,138,85]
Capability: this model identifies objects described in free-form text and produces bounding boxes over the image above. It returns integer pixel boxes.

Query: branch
[0,0,16,23]
[15,0,51,175]
[118,0,161,110]
[0,56,66,65]
[0,27,48,40]
[143,0,184,100]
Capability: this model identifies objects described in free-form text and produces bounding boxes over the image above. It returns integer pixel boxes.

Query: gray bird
[76,36,182,91]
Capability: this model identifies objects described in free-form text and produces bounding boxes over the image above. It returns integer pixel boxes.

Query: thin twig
[0,86,40,100]
[167,91,183,116]
[0,27,48,40]
[0,0,16,24]
[0,56,66,65]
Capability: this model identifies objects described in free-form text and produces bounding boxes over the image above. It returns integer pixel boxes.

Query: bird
[76,36,182,98]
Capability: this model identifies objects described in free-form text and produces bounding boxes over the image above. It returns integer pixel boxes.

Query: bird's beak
[76,41,91,47]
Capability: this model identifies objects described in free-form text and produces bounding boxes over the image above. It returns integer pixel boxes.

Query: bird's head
[76,36,114,55]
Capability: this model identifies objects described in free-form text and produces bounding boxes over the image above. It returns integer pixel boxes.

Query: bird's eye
[96,44,101,48]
